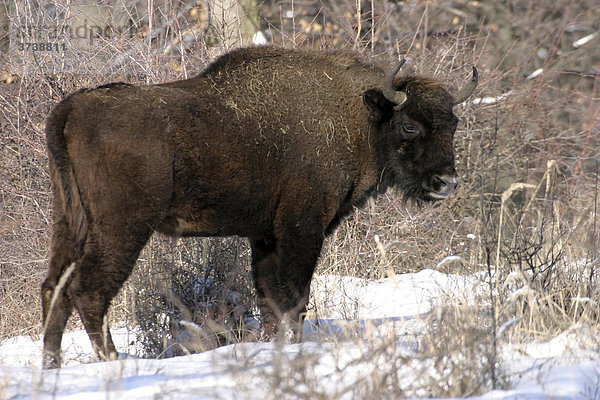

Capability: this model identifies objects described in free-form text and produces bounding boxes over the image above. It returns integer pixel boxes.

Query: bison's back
[192,46,384,176]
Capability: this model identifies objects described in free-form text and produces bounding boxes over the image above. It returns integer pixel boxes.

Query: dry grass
[1,0,599,397]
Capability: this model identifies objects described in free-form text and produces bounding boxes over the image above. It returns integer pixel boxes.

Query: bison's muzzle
[422,168,460,200]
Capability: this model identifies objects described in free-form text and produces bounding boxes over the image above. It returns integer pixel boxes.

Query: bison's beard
[401,185,441,204]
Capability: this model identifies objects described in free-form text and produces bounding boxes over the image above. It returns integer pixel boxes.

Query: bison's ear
[362,89,393,120]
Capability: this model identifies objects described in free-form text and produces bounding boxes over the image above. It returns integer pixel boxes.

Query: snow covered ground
[1,269,599,399]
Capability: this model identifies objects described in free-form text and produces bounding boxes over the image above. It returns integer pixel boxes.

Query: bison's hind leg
[42,220,78,369]
[69,226,154,364]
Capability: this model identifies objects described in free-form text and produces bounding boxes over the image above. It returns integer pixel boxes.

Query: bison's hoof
[276,317,302,344]
[42,352,61,369]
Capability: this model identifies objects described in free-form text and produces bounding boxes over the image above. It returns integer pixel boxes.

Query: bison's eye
[401,123,420,139]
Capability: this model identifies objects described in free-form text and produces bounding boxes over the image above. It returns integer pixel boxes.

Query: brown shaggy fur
[41,46,473,368]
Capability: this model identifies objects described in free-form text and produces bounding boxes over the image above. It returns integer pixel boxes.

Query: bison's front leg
[250,229,323,342]
[249,236,280,338]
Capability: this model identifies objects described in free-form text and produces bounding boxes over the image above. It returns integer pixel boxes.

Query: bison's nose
[423,170,459,200]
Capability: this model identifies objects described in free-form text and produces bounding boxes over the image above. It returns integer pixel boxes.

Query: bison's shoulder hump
[198,46,287,77]
[198,46,375,78]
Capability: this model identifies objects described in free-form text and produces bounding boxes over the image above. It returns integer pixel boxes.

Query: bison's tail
[46,90,88,255]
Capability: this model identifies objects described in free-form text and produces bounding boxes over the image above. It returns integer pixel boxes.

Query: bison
[41,45,477,368]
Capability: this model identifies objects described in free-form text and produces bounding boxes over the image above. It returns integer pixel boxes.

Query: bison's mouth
[398,184,450,203]
[390,168,459,202]
[420,173,459,201]
[422,190,452,201]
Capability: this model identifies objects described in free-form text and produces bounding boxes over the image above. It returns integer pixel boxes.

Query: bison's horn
[382,59,407,106]
[453,66,479,104]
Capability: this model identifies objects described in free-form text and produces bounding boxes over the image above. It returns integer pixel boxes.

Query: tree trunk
[209,0,258,48]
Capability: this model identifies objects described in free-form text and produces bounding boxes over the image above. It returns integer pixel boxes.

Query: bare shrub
[415,298,507,397]
[128,235,257,358]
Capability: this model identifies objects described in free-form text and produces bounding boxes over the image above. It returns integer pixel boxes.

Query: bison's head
[363,61,478,202]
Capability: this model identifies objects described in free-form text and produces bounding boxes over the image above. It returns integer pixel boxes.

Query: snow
[1,269,599,399]
[573,31,599,48]
[253,31,268,46]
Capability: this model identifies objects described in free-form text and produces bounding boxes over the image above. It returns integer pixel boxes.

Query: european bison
[42,46,477,368]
